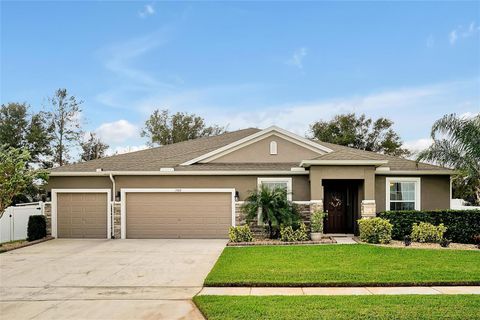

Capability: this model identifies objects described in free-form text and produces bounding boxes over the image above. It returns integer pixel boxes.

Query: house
[46,126,452,239]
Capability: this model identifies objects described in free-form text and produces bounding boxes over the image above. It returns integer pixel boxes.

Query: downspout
[109,173,116,239]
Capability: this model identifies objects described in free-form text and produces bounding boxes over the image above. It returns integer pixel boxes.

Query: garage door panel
[57,192,108,239]
[126,192,232,239]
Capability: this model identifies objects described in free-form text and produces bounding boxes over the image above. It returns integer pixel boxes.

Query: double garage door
[55,190,232,239]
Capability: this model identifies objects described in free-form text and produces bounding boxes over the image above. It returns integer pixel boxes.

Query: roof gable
[180,126,333,165]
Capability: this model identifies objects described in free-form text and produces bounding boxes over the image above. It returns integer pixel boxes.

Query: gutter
[49,170,310,177]
[300,160,389,167]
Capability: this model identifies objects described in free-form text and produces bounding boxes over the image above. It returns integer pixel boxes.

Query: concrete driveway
[0,239,227,320]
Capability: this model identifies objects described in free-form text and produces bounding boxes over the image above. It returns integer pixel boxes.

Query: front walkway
[199,286,480,296]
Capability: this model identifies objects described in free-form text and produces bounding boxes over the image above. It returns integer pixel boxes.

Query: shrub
[358,218,392,244]
[439,238,451,248]
[27,215,46,241]
[228,226,254,243]
[310,211,326,233]
[410,222,446,243]
[378,210,480,244]
[280,223,309,242]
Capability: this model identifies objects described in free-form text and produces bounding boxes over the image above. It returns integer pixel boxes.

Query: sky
[1,1,479,155]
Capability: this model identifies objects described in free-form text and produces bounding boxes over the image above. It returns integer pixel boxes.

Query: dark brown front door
[324,186,348,233]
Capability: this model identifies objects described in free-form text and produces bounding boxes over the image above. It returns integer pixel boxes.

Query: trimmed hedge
[27,215,47,241]
[378,210,480,244]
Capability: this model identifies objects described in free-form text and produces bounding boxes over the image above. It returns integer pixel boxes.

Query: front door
[324,185,348,233]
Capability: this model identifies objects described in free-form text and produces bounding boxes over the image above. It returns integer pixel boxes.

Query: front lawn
[194,295,480,320]
[204,244,480,286]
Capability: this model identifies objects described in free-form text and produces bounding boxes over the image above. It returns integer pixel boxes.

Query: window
[269,141,278,155]
[257,177,292,200]
[257,177,292,224]
[386,177,420,211]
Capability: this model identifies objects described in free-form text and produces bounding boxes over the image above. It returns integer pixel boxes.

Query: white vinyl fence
[450,199,480,210]
[0,202,44,243]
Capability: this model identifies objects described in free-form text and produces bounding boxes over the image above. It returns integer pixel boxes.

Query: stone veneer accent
[361,200,376,218]
[235,201,312,238]
[44,202,52,236]
[113,202,121,239]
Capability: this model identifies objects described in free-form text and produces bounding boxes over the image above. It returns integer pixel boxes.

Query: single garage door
[126,192,232,239]
[57,193,108,238]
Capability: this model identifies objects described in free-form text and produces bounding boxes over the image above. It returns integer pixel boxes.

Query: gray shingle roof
[51,127,451,173]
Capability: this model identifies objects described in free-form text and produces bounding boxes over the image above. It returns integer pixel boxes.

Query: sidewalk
[198,286,480,296]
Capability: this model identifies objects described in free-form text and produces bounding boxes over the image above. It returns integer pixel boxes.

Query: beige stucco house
[46,126,452,239]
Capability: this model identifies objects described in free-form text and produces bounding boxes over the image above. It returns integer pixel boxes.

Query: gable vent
[270,141,278,155]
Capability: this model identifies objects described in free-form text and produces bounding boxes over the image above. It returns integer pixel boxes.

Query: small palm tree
[242,185,300,239]
[417,113,480,204]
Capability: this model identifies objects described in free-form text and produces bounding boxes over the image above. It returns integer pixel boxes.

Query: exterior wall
[210,134,321,163]
[375,175,451,212]
[48,175,311,201]
[309,165,376,200]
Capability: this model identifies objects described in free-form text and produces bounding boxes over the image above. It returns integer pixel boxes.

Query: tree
[417,113,480,205]
[0,103,53,167]
[0,146,48,218]
[309,113,410,157]
[48,88,83,166]
[80,133,109,161]
[242,185,300,239]
[141,109,227,146]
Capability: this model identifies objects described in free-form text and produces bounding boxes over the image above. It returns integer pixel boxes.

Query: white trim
[385,177,421,211]
[301,160,388,167]
[376,169,453,175]
[257,177,293,225]
[50,170,310,177]
[120,188,236,239]
[257,177,293,201]
[51,189,111,239]
[269,141,278,155]
[180,126,332,165]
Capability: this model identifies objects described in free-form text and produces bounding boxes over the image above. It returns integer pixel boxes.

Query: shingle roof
[50,127,451,173]
[51,128,261,172]
[312,141,449,171]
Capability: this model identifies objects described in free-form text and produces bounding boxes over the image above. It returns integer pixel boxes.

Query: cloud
[449,21,480,45]
[106,144,148,156]
[286,47,308,69]
[139,4,155,18]
[95,120,139,144]
[403,138,433,153]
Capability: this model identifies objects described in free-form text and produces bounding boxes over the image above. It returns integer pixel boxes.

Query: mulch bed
[354,237,479,251]
[227,237,336,246]
[0,236,54,253]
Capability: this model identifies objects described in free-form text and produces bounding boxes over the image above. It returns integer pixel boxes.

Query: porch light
[46,191,52,202]
[116,191,121,201]
[235,191,240,202]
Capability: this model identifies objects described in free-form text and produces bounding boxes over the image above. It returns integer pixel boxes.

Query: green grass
[204,244,480,286]
[193,295,480,320]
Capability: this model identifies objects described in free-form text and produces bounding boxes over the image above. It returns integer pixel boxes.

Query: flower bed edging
[0,236,54,253]
[227,237,336,246]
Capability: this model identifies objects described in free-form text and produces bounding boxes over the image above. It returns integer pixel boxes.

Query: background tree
[80,133,109,161]
[0,146,48,218]
[141,109,227,146]
[49,88,83,166]
[309,113,410,157]
[0,103,53,166]
[417,113,480,205]
[242,185,300,239]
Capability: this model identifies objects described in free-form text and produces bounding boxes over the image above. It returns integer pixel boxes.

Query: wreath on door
[330,196,342,208]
